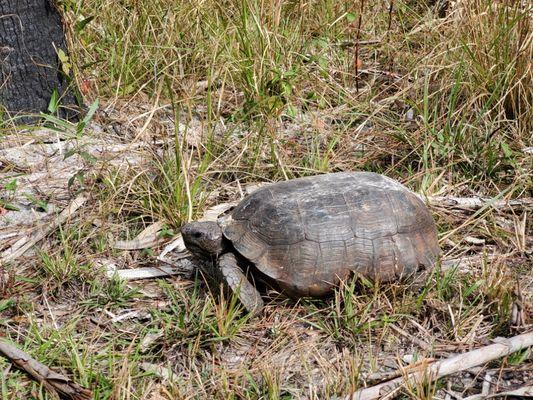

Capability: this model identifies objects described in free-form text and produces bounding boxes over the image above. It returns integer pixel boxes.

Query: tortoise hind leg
[218,253,264,315]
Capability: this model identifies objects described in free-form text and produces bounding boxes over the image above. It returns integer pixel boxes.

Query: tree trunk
[0,0,79,121]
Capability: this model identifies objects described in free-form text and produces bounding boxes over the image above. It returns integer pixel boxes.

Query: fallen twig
[428,196,533,211]
[337,39,382,48]
[365,358,437,384]
[0,339,92,400]
[342,331,533,400]
[158,234,187,257]
[0,193,88,263]
[462,384,533,399]
[112,221,165,250]
[106,261,195,280]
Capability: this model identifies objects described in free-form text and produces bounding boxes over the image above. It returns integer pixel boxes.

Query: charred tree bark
[0,0,79,121]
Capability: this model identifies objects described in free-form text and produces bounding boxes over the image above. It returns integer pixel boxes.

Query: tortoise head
[181,221,227,259]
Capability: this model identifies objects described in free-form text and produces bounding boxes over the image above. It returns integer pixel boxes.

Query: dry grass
[1,0,532,399]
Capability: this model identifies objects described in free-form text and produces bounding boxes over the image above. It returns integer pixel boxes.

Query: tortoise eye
[194,232,202,239]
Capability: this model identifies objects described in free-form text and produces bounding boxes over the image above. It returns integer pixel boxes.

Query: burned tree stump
[0,0,79,121]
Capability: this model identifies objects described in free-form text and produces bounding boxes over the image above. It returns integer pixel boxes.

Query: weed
[84,275,140,309]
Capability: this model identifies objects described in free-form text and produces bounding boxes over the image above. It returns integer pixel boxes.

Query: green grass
[64,0,530,186]
[1,0,531,399]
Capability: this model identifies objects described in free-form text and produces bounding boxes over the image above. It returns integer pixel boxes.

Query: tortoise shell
[218,172,439,297]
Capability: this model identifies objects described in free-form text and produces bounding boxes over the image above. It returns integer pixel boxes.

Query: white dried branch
[0,193,88,263]
[158,234,187,257]
[112,221,165,250]
[343,331,533,400]
[428,196,533,211]
[106,261,195,280]
[463,385,533,399]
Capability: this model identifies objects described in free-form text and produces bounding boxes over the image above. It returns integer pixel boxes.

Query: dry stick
[386,1,394,35]
[429,196,533,211]
[343,331,533,400]
[365,358,437,384]
[338,39,381,48]
[354,0,365,93]
[0,340,92,400]
[440,254,496,273]
[0,193,88,263]
[107,262,195,280]
[463,384,533,399]
[429,190,525,244]
[112,221,165,250]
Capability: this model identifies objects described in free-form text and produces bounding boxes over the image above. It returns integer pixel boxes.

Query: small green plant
[41,98,99,138]
[434,264,459,302]
[259,367,283,400]
[207,285,254,341]
[0,199,19,212]
[39,250,90,292]
[24,193,49,212]
[402,373,441,400]
[86,275,140,309]
[104,105,212,226]
[4,179,17,193]
[37,224,95,293]
[0,298,14,313]
[1,178,20,211]
[158,224,175,239]
[507,347,530,366]
[305,278,400,344]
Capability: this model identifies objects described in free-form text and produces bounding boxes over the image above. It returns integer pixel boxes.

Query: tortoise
[181,171,440,313]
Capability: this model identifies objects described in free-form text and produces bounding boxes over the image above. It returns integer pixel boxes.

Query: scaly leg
[218,253,264,315]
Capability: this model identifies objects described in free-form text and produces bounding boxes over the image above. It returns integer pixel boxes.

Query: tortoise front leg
[218,253,264,315]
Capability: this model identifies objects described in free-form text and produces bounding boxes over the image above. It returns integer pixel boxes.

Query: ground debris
[344,332,533,400]
[0,339,92,400]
